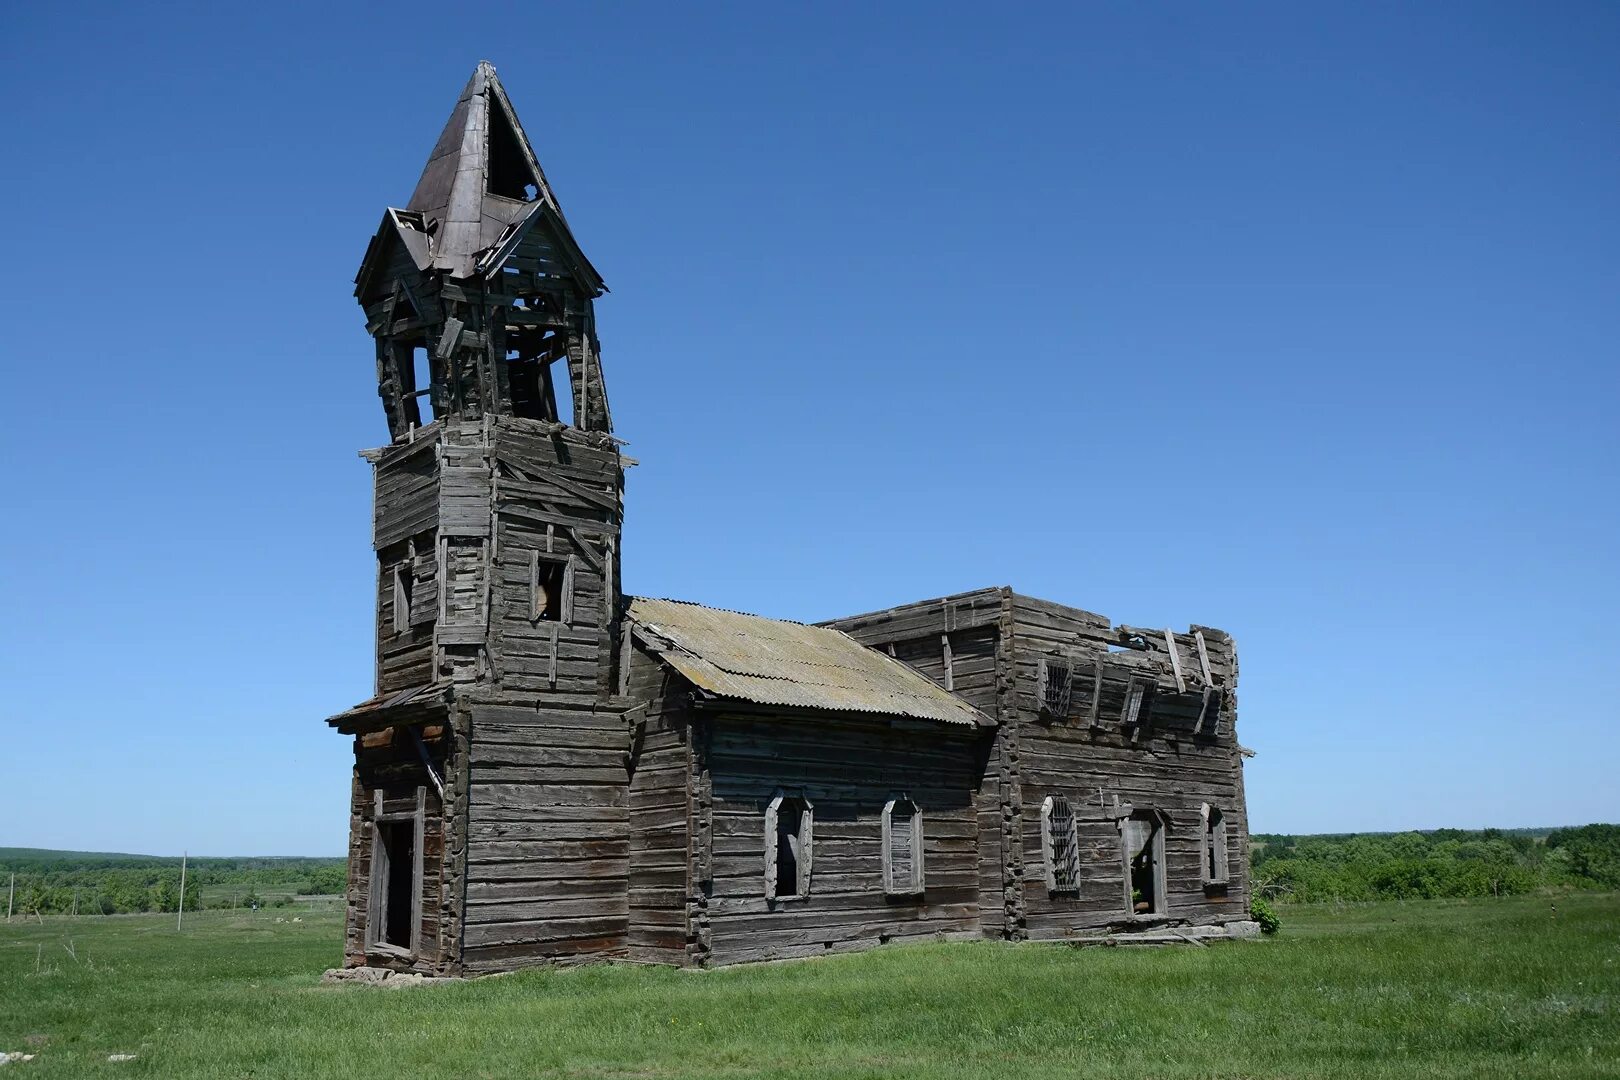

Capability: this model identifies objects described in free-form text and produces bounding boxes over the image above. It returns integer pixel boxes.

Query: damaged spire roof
[389,60,604,288]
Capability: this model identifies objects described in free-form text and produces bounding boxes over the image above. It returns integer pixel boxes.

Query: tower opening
[412,347,435,423]
[486,94,535,201]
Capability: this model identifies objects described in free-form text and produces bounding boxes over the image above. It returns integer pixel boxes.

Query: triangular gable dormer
[479,201,604,297]
[355,209,434,306]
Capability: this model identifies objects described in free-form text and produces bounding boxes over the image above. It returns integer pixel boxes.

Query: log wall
[825,588,1249,942]
[625,643,692,964]
[820,589,1013,939]
[460,702,630,974]
[697,710,987,966]
[1007,594,1249,938]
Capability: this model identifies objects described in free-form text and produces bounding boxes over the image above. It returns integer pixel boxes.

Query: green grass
[2,894,1617,1078]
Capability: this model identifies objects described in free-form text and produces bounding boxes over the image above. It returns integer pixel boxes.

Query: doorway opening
[1123,810,1165,916]
[376,819,416,949]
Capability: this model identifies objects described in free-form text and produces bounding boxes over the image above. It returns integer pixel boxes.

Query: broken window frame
[366,785,425,957]
[1121,675,1154,728]
[529,550,575,624]
[1201,803,1230,887]
[1038,657,1074,720]
[763,791,813,901]
[881,796,925,896]
[1040,794,1080,894]
[388,536,431,636]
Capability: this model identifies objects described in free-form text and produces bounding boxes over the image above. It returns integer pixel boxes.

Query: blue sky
[2,2,1615,854]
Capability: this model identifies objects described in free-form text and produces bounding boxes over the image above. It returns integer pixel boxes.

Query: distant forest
[1252,824,1620,902]
[4,825,1618,917]
[0,849,346,916]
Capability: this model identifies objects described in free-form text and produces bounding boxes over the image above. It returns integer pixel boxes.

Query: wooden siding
[461,702,630,974]
[1007,594,1249,938]
[821,589,1012,939]
[373,437,439,550]
[625,644,692,964]
[698,711,987,966]
[375,532,438,694]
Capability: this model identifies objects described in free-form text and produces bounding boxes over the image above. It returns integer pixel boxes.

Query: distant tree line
[7,827,1619,915]
[1251,824,1620,903]
[0,850,347,917]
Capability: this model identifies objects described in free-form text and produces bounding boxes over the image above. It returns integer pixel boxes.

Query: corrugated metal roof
[627,597,991,728]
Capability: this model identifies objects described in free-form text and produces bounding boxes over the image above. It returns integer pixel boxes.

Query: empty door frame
[1119,809,1168,917]
[366,784,426,956]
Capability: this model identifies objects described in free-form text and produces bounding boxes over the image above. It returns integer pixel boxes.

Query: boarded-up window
[530,552,574,623]
[1202,804,1229,886]
[1039,658,1073,719]
[764,793,813,900]
[1040,795,1080,893]
[882,797,924,895]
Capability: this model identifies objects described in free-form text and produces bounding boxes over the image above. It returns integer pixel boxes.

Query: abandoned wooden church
[326,62,1254,975]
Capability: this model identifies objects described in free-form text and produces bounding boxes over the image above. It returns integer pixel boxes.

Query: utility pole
[176,853,187,931]
[6,873,12,922]
[72,886,79,918]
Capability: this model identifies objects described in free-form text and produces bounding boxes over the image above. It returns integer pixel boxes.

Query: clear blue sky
[2,2,1615,855]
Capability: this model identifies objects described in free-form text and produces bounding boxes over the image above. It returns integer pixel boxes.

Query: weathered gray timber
[823,589,1250,943]
[322,61,1253,978]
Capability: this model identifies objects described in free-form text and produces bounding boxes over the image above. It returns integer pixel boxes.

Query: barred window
[1039,658,1073,719]
[1041,795,1080,893]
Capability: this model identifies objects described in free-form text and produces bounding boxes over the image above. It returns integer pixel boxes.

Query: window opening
[392,562,413,634]
[552,356,575,427]
[765,794,812,900]
[412,347,435,422]
[1040,658,1073,718]
[1041,795,1080,893]
[1122,677,1153,727]
[882,797,924,895]
[531,553,572,623]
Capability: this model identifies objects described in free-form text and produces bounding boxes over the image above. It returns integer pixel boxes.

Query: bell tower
[331,62,631,975]
[351,60,625,704]
[355,60,612,437]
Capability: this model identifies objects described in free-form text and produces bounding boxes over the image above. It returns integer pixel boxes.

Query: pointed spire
[405,61,585,281]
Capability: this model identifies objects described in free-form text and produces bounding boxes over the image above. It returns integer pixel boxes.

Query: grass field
[1,894,1617,1078]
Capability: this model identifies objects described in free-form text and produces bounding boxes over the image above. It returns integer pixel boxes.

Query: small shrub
[1251,895,1281,934]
